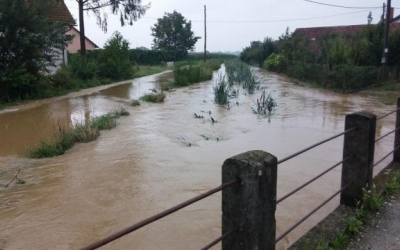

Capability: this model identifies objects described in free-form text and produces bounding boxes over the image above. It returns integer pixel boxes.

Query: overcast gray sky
[64,0,399,52]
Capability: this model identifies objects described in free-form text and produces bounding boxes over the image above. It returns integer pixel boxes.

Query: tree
[98,31,132,80]
[0,0,66,102]
[76,0,149,55]
[151,11,200,61]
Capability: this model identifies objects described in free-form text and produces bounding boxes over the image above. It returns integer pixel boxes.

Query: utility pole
[204,5,207,63]
[382,0,391,80]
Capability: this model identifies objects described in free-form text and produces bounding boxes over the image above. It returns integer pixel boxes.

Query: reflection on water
[0,68,398,249]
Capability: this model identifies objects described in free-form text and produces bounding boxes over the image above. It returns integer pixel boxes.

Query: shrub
[98,31,133,80]
[263,53,286,72]
[69,54,99,80]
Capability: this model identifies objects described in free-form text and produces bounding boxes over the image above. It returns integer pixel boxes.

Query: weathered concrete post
[222,150,277,250]
[340,111,376,207]
[393,98,400,162]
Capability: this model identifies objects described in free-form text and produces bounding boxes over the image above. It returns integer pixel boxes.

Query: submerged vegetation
[252,90,277,116]
[212,75,231,105]
[213,60,277,116]
[140,91,166,103]
[29,108,129,158]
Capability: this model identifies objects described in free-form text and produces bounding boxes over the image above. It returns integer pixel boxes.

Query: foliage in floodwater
[252,90,277,116]
[130,99,141,106]
[29,109,129,158]
[224,60,260,94]
[140,92,166,103]
[213,75,232,105]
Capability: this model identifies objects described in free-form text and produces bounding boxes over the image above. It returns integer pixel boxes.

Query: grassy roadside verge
[29,108,129,158]
[289,163,400,250]
[316,170,400,250]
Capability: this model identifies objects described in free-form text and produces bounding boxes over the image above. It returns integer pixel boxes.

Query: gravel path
[346,191,400,250]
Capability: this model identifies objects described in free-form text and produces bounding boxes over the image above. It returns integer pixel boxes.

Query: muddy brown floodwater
[0,67,397,250]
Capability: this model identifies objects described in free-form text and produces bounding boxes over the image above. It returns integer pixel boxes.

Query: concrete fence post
[393,98,400,162]
[340,111,376,207]
[222,150,277,250]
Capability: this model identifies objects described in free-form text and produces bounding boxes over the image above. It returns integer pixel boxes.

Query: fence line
[373,145,400,168]
[376,106,400,120]
[375,127,400,142]
[200,226,238,250]
[80,179,239,250]
[277,128,355,165]
[275,184,350,243]
[277,155,352,204]
[81,98,400,250]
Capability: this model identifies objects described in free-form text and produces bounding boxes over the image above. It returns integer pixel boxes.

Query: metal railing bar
[377,107,400,120]
[375,127,400,143]
[275,183,349,243]
[200,226,238,250]
[278,128,356,165]
[80,179,240,250]
[373,146,400,168]
[276,155,352,204]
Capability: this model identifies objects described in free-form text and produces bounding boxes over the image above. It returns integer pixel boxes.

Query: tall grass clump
[213,75,231,105]
[29,108,129,158]
[224,60,260,94]
[29,127,75,158]
[92,115,117,130]
[139,91,166,103]
[252,90,277,115]
[73,122,100,143]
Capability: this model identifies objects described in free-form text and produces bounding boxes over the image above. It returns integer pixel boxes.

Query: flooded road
[0,67,397,249]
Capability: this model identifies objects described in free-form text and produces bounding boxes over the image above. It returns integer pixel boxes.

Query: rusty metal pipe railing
[278,128,356,165]
[80,179,239,250]
[373,145,400,168]
[275,183,349,243]
[277,155,352,204]
[377,107,400,120]
[375,127,400,143]
[200,226,238,250]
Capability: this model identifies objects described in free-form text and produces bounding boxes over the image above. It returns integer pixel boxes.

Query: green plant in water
[73,122,100,143]
[140,92,166,103]
[112,107,130,117]
[29,126,75,158]
[91,115,117,130]
[252,90,277,115]
[212,75,231,105]
[130,99,141,106]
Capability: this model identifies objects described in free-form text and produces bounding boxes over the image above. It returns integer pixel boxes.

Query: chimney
[390,7,394,22]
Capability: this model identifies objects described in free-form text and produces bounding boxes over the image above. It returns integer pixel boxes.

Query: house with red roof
[292,8,400,54]
[24,0,76,73]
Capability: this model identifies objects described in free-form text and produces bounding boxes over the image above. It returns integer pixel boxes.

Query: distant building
[66,27,99,54]
[37,0,75,74]
[393,15,400,23]
[293,23,400,53]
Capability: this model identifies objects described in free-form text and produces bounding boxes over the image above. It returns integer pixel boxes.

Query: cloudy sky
[64,0,399,52]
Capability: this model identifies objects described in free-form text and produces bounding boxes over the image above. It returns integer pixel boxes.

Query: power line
[142,9,377,23]
[304,0,381,9]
